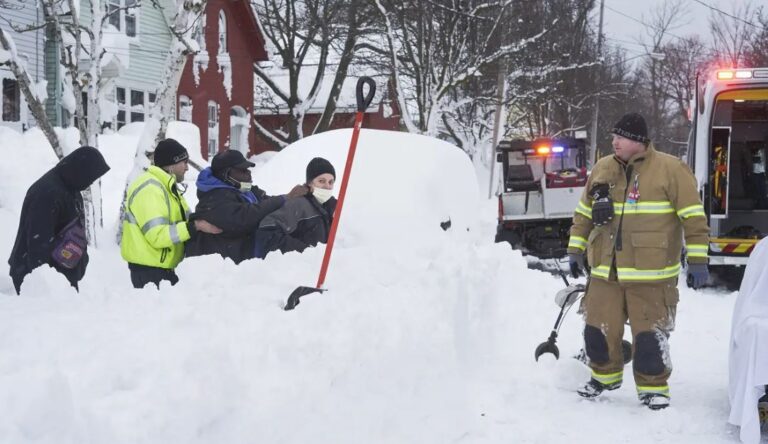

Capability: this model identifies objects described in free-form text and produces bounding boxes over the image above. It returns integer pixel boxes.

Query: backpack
[51,218,87,269]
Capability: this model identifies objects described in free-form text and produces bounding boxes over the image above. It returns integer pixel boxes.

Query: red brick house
[177,0,267,160]
[252,73,402,154]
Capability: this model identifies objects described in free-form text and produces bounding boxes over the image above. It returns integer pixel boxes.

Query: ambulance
[687,67,768,285]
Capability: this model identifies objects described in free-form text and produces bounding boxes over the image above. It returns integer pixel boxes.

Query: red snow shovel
[284,77,376,311]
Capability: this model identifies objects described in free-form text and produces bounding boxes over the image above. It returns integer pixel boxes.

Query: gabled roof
[253,55,390,115]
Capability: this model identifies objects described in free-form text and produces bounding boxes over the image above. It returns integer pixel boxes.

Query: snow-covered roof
[253,50,390,115]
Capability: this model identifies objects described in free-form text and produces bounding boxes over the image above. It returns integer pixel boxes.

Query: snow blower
[284,77,376,311]
[535,265,632,364]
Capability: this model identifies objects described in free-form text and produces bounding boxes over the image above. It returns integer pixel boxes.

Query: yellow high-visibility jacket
[121,166,191,269]
[567,145,709,283]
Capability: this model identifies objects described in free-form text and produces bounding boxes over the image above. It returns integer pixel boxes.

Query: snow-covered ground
[0,126,743,443]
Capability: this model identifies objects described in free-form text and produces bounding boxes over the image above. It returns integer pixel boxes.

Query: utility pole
[589,0,605,166]
[488,60,507,199]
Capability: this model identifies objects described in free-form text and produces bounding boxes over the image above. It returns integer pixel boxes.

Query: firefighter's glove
[687,263,709,289]
[569,253,586,279]
[590,184,614,226]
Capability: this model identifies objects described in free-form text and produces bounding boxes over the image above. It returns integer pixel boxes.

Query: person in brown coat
[566,112,710,410]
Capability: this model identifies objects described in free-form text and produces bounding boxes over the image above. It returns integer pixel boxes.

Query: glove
[687,263,709,289]
[591,197,614,226]
[589,183,614,226]
[569,253,586,278]
[286,184,310,198]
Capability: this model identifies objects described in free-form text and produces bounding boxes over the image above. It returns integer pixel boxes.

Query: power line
[603,4,688,44]
[604,36,646,48]
[689,0,761,29]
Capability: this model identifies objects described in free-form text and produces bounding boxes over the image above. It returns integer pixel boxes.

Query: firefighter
[567,112,710,410]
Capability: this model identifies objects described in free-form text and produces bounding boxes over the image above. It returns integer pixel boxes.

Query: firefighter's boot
[639,392,670,410]
[577,378,622,399]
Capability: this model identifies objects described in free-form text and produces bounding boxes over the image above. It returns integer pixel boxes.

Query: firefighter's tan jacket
[567,144,709,283]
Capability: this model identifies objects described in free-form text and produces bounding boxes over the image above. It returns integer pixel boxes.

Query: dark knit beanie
[611,113,649,144]
[306,157,336,183]
[154,139,189,167]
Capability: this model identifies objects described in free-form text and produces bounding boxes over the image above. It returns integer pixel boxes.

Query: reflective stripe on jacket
[120,166,190,269]
[567,145,709,283]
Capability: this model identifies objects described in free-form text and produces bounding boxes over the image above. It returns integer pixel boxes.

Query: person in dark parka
[253,157,337,259]
[8,146,110,294]
[184,150,308,263]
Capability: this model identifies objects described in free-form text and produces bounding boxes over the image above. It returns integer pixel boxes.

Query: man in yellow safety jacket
[121,139,221,288]
[567,112,710,410]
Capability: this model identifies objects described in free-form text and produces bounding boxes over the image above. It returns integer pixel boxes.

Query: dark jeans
[128,263,179,289]
[751,172,768,209]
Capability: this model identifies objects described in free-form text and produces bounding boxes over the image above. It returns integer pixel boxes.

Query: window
[125,0,137,37]
[178,95,192,122]
[230,106,247,152]
[130,89,144,122]
[207,100,219,158]
[116,87,126,128]
[115,86,151,129]
[2,78,20,122]
[107,0,139,37]
[193,13,206,51]
[218,11,227,53]
[107,0,120,29]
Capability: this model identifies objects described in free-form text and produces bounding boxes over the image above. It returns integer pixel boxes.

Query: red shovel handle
[315,77,376,288]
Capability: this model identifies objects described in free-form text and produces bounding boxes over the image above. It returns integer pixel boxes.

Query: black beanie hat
[611,113,649,144]
[306,157,336,183]
[154,138,189,167]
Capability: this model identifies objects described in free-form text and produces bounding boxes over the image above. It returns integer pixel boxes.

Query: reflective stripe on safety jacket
[120,166,190,269]
[567,145,710,283]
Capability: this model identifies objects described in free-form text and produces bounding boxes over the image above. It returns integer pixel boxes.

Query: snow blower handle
[356,77,376,112]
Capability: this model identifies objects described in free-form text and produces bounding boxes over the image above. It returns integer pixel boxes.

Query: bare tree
[251,0,347,149]
[132,0,208,176]
[503,0,601,139]
[661,36,707,125]
[744,7,768,67]
[370,0,552,137]
[709,2,758,68]
[634,0,687,149]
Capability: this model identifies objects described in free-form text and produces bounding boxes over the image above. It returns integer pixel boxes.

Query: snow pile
[256,129,480,249]
[0,125,743,443]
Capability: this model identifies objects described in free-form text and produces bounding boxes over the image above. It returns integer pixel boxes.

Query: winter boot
[639,393,670,410]
[759,387,768,429]
[577,378,622,399]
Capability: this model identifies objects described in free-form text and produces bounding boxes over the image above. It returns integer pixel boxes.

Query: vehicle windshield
[506,148,582,180]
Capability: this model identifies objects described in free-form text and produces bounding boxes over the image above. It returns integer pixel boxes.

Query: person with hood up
[121,139,221,289]
[8,146,110,294]
[253,157,337,259]
[184,149,309,263]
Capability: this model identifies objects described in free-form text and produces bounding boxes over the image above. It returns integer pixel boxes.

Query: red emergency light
[536,146,551,155]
